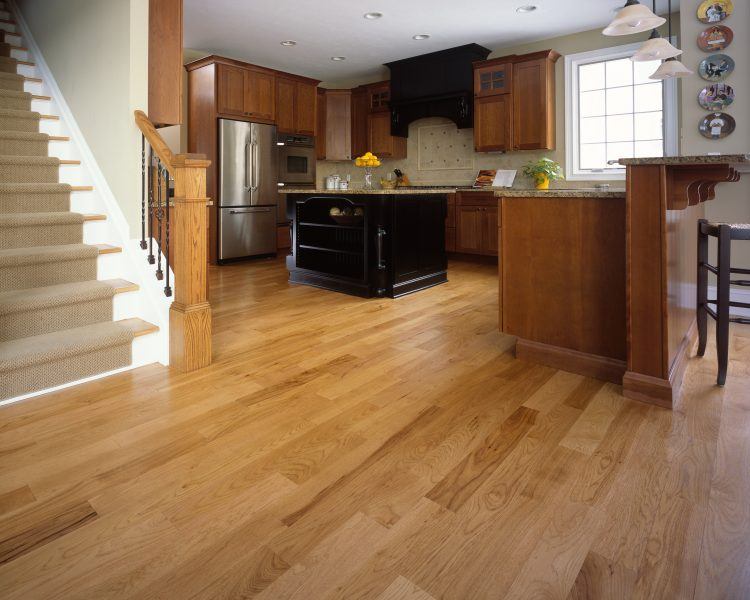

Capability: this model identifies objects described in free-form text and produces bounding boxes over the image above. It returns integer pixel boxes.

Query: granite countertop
[496,188,626,198]
[619,154,749,166]
[280,187,459,195]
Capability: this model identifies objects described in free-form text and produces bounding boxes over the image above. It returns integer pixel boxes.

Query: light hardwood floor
[0,258,749,599]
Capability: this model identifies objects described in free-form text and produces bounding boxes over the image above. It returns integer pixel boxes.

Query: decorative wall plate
[698,84,734,110]
[698,25,733,51]
[699,112,736,139]
[697,0,733,24]
[698,54,735,81]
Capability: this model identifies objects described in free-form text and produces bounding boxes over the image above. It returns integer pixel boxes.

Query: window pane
[634,83,662,112]
[580,117,605,143]
[634,111,663,141]
[606,58,633,88]
[580,143,606,169]
[606,86,633,115]
[580,90,605,117]
[633,60,660,84]
[606,114,633,142]
[579,62,605,91]
[635,140,664,158]
[607,142,634,163]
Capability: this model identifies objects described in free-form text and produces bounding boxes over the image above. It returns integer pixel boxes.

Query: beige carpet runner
[0,17,141,401]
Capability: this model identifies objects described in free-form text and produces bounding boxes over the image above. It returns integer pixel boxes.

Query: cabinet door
[474,95,511,152]
[217,64,246,117]
[368,82,390,112]
[316,88,327,159]
[325,90,352,161]
[276,77,296,133]
[513,58,554,150]
[295,82,317,136]
[482,206,499,256]
[368,112,406,158]
[456,207,483,254]
[244,69,275,121]
[351,88,369,157]
[474,62,511,97]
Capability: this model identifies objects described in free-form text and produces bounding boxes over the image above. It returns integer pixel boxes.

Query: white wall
[680,2,749,263]
[15,0,148,237]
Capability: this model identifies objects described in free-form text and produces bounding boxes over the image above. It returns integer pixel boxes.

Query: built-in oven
[277,134,316,185]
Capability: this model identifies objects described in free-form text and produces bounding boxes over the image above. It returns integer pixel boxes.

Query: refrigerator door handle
[228,208,272,214]
[251,140,260,192]
[244,141,253,190]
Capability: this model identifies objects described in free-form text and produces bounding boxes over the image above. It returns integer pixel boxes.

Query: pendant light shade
[603,0,666,36]
[632,30,682,61]
[649,57,693,79]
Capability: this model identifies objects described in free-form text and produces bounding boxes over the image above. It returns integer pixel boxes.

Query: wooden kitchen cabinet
[217,64,246,117]
[148,0,183,127]
[316,88,326,160]
[351,87,369,158]
[445,193,456,252]
[276,77,317,135]
[474,95,512,152]
[216,64,276,122]
[367,81,391,112]
[455,192,498,256]
[473,50,559,153]
[322,90,352,161]
[368,111,406,159]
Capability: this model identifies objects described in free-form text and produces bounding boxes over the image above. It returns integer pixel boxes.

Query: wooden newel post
[170,154,212,371]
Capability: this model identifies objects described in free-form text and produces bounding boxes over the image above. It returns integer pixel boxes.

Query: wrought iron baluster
[163,165,172,297]
[147,147,155,264]
[155,159,164,280]
[140,135,147,249]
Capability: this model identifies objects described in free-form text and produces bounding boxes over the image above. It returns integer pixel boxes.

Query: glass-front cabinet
[474,61,512,97]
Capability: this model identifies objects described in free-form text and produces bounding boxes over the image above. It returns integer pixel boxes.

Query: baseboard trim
[515,338,627,384]
[622,318,698,409]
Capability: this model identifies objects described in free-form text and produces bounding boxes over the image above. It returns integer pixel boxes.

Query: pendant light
[649,0,692,79]
[632,1,682,61]
[603,0,665,36]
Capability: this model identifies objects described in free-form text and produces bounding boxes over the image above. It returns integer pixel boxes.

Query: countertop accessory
[699,112,736,139]
[698,54,735,81]
[697,0,733,24]
[698,25,733,52]
[325,175,341,190]
[698,84,734,111]
[522,158,563,190]
[354,152,381,190]
[380,178,398,190]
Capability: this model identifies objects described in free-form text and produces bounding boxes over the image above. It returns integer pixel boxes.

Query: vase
[363,167,374,190]
[535,174,550,190]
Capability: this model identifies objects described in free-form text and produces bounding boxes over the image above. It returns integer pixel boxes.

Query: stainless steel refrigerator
[218,119,278,261]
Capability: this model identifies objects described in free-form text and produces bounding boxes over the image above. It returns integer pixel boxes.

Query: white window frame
[564,41,679,181]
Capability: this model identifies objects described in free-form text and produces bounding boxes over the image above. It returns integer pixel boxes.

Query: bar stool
[697,219,750,386]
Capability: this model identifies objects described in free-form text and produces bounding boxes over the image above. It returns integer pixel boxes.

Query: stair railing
[134,110,212,372]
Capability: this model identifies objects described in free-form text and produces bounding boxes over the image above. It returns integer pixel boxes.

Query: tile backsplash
[317,117,620,190]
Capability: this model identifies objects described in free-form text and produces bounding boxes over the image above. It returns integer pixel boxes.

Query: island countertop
[281,187,626,196]
[495,188,625,198]
[619,153,749,166]
[280,187,458,195]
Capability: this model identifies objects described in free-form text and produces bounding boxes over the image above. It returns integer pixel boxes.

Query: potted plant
[522,158,563,190]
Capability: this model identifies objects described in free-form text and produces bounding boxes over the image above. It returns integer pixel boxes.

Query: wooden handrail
[134,109,176,171]
[135,109,213,373]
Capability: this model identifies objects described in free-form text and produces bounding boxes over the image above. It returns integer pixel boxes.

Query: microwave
[277,134,316,185]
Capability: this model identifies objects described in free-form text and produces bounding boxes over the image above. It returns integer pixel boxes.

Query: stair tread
[0,279,138,314]
[0,89,31,98]
[0,243,100,264]
[0,131,49,140]
[0,183,71,193]
[0,211,84,225]
[0,107,39,118]
[0,319,157,372]
[94,244,121,254]
[0,155,59,165]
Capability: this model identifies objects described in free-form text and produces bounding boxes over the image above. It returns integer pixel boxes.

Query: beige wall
[318,21,677,189]
[680,3,749,264]
[16,0,148,236]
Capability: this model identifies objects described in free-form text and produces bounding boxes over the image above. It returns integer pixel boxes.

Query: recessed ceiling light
[280,40,297,46]
[413,34,431,40]
[331,56,346,61]
[516,5,537,12]
[364,12,383,19]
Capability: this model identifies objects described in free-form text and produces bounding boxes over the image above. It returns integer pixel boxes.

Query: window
[565,42,678,180]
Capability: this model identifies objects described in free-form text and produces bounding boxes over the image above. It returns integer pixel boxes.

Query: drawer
[457,191,496,207]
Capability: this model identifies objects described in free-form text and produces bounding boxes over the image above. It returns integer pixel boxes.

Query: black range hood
[384,43,491,137]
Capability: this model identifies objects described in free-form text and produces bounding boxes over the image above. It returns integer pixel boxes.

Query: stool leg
[716,224,731,386]
[697,219,709,357]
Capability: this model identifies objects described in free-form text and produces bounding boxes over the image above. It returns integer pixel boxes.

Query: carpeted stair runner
[0,15,152,401]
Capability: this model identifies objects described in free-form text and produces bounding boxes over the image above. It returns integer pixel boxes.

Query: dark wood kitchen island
[280,188,452,298]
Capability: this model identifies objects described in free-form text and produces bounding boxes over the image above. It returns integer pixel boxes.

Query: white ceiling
[184,0,680,85]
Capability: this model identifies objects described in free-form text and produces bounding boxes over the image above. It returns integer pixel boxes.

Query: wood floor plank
[0,485,35,517]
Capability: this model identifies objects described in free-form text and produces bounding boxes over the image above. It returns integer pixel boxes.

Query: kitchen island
[280,188,453,298]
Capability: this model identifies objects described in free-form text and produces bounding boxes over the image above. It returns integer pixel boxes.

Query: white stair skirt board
[1,0,172,406]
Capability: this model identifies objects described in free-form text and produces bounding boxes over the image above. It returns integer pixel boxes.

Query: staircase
[0,5,159,401]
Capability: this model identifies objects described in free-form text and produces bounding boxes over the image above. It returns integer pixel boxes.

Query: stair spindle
[163,165,172,297]
[155,158,164,281]
[140,134,147,250]
[147,147,155,265]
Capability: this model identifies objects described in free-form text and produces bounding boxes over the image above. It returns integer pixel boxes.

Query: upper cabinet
[473,50,559,152]
[316,88,327,160]
[367,82,390,112]
[350,87,369,158]
[277,77,318,136]
[148,0,183,127]
[368,111,406,159]
[216,63,276,122]
[350,81,406,160]
[323,90,352,161]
